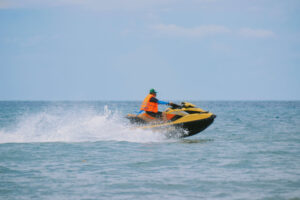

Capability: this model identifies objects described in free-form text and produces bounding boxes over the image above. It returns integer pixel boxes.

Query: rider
[138,88,172,120]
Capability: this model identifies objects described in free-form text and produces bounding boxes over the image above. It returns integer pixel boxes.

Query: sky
[0,0,300,101]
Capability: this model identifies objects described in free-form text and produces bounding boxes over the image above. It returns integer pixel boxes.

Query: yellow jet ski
[126,102,216,138]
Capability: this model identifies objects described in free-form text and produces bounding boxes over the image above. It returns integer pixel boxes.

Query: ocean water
[0,101,299,200]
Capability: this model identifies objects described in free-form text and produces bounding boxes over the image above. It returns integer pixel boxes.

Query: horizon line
[0,99,299,102]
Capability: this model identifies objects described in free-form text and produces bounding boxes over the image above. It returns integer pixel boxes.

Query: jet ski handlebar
[169,102,197,109]
[169,102,182,109]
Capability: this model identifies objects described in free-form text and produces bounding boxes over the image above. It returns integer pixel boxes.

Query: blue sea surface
[0,101,299,200]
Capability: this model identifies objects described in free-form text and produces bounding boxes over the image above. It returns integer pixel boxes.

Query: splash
[0,105,171,144]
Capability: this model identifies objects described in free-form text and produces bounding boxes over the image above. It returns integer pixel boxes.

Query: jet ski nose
[212,114,216,119]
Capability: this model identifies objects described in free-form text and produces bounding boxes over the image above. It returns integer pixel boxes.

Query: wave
[0,106,170,144]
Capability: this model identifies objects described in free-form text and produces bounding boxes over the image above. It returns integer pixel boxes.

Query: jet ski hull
[178,115,215,137]
[127,114,216,138]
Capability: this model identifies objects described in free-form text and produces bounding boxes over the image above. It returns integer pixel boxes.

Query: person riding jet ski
[137,88,173,122]
[127,89,216,137]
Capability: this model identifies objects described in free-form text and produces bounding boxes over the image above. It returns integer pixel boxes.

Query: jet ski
[126,102,216,138]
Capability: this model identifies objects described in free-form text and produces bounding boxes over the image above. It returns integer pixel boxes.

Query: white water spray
[0,106,170,144]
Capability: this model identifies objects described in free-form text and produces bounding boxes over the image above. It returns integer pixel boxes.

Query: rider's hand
[169,102,173,106]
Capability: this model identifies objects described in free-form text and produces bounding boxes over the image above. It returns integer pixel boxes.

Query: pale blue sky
[0,0,299,100]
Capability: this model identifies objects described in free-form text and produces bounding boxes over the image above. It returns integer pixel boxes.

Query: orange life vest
[140,94,158,113]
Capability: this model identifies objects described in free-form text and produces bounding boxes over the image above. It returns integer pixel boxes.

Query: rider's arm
[157,100,169,105]
[150,97,170,105]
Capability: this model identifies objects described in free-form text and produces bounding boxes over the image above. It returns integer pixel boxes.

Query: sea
[0,101,299,200]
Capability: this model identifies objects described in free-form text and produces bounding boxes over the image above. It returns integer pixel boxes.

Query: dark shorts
[146,111,163,119]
